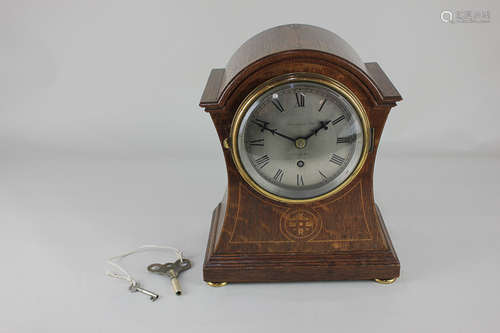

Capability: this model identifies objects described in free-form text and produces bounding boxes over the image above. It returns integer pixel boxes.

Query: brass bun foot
[374,277,397,284]
[206,281,228,287]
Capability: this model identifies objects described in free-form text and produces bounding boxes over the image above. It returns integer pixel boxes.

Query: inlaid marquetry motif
[280,209,322,241]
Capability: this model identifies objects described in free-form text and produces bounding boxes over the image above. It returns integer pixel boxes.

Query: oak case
[199,24,402,283]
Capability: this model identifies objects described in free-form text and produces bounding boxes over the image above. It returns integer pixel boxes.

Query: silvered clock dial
[231,73,369,203]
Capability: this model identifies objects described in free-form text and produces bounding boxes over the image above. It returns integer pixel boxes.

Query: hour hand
[251,119,295,143]
[252,119,270,133]
[253,118,270,126]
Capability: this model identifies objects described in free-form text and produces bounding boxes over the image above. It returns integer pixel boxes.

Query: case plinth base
[203,202,400,283]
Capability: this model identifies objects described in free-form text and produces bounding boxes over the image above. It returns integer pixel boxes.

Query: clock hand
[304,120,331,140]
[251,120,296,143]
[253,118,270,126]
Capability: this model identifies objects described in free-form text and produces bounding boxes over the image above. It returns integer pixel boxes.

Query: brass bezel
[230,73,370,204]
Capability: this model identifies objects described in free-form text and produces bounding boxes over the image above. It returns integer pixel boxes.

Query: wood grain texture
[365,62,402,103]
[199,68,225,107]
[223,24,367,87]
[200,24,402,109]
[200,24,401,283]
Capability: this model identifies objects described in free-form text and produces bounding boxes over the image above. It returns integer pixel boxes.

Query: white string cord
[106,245,184,285]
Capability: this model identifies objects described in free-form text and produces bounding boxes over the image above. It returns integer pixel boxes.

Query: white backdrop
[2,0,499,159]
[1,1,499,333]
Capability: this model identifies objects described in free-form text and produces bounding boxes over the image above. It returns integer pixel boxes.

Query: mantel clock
[199,24,402,285]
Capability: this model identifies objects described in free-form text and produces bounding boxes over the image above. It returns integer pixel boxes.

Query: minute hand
[251,121,296,143]
[304,120,331,140]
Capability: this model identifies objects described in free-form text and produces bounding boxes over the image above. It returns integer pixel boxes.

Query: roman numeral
[254,155,270,169]
[318,170,328,181]
[271,98,285,112]
[329,154,345,166]
[296,174,304,186]
[296,92,305,107]
[273,168,285,183]
[331,115,345,126]
[248,139,264,146]
[318,99,326,112]
[336,134,356,144]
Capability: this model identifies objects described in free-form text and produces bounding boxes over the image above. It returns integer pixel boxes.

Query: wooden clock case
[199,24,402,284]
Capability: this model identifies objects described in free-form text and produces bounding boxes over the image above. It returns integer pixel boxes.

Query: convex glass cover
[231,74,369,203]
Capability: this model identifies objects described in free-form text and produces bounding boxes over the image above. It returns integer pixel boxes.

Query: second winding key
[148,259,191,295]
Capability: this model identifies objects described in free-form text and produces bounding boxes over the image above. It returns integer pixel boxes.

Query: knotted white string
[106,245,184,286]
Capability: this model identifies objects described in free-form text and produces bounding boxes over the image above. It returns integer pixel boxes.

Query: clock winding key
[128,281,159,301]
[147,259,191,295]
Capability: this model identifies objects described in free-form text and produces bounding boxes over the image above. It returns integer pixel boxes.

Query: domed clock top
[201,24,401,109]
